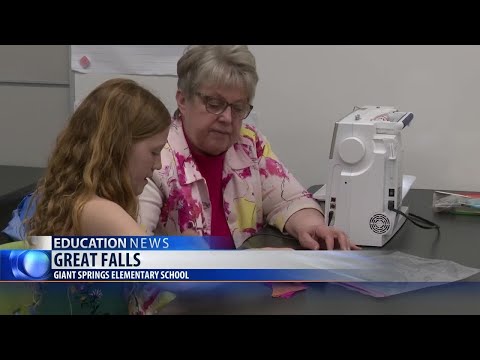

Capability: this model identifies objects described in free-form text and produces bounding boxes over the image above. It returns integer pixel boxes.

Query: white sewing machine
[318,106,415,247]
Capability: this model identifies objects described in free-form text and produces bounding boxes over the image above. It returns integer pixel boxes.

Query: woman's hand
[284,209,361,250]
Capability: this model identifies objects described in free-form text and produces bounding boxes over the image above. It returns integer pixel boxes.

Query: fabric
[138,118,322,249]
[267,282,308,298]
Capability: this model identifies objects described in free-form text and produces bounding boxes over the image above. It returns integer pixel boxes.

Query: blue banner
[0,250,354,282]
[50,236,228,250]
[25,268,348,282]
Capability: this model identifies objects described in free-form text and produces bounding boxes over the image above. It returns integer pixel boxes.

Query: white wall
[4,45,478,191]
[249,45,480,191]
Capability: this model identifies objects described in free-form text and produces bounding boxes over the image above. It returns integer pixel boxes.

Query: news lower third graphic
[0,236,425,283]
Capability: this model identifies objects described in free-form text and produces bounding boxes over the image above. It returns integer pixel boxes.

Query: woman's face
[128,127,169,195]
[176,85,251,156]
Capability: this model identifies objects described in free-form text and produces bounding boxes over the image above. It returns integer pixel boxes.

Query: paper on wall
[71,45,187,75]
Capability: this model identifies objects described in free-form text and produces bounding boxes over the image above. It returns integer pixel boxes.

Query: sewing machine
[320,106,415,247]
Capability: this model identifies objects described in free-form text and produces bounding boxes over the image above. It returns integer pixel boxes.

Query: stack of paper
[433,190,480,215]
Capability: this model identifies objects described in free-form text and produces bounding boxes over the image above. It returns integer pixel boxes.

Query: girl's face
[128,127,169,195]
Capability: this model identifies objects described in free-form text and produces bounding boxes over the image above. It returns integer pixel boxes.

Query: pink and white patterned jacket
[138,118,322,248]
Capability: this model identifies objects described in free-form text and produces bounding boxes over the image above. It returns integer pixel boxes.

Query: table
[160,188,480,314]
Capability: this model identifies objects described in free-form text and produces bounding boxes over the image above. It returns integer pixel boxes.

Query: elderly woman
[138,45,359,251]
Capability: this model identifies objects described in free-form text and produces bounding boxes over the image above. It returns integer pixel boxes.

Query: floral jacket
[138,118,322,248]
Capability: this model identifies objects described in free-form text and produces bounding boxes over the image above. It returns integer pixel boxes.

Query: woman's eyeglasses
[195,92,253,120]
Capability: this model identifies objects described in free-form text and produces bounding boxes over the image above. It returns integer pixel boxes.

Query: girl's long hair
[28,78,171,235]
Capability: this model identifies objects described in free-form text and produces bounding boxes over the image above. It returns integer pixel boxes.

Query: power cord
[328,211,334,226]
[388,202,440,230]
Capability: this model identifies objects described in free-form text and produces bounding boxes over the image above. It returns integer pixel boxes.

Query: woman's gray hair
[177,45,259,102]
